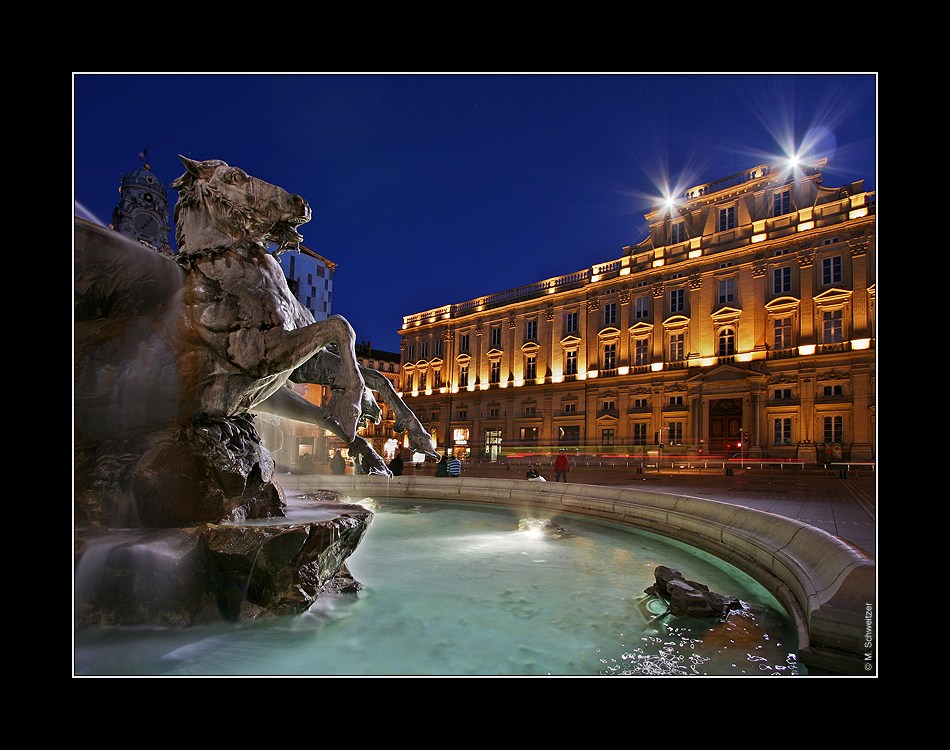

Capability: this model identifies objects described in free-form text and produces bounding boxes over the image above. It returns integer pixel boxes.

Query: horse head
[170,155,311,255]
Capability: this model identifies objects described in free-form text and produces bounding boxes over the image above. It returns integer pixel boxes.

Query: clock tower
[109,156,173,254]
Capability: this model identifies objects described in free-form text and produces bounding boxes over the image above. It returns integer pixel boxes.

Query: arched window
[718,327,736,356]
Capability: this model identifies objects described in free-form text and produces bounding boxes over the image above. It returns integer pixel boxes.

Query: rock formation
[645,565,744,619]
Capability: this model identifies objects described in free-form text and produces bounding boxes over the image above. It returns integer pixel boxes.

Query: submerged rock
[645,565,743,619]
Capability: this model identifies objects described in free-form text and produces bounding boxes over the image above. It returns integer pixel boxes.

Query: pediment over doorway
[685,362,767,386]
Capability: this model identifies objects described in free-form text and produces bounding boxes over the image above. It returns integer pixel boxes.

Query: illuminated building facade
[397,159,875,463]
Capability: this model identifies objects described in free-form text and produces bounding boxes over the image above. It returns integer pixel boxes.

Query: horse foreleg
[235,315,364,441]
[293,350,436,459]
[258,387,392,477]
[359,367,438,458]
[292,349,382,428]
[347,435,390,477]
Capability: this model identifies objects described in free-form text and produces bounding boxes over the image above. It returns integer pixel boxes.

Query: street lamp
[736,427,749,467]
[658,427,669,472]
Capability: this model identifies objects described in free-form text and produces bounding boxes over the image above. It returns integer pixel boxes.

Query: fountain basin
[280,474,874,676]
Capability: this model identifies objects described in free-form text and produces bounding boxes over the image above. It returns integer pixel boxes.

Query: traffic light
[743,430,750,443]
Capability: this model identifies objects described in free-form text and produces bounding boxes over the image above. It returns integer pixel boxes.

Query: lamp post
[658,426,669,472]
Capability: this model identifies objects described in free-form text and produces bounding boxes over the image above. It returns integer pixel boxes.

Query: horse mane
[172,179,261,255]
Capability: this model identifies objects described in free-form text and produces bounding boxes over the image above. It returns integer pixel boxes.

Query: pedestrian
[554,449,570,482]
[388,452,404,476]
[330,449,346,475]
[298,452,314,474]
[446,454,462,477]
[526,464,546,482]
[435,453,449,477]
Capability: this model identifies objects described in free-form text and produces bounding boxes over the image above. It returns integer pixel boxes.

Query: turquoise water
[74,496,799,676]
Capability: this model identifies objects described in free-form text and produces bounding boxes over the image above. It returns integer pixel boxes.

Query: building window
[635,296,649,320]
[718,327,736,356]
[419,371,427,390]
[459,365,468,388]
[407,344,414,361]
[773,189,791,216]
[406,374,413,391]
[565,311,578,334]
[602,400,615,412]
[633,423,648,445]
[822,256,842,285]
[718,205,736,232]
[457,410,467,420]
[669,332,684,361]
[601,428,615,446]
[489,360,501,385]
[490,326,502,349]
[822,309,843,344]
[670,221,686,244]
[773,417,792,445]
[558,425,580,446]
[668,395,684,406]
[668,422,683,444]
[435,339,443,357]
[421,341,428,358]
[565,350,578,378]
[430,411,439,422]
[823,415,844,444]
[634,338,649,366]
[488,408,499,417]
[669,288,685,313]
[774,317,792,350]
[523,404,537,416]
[520,426,539,445]
[633,398,648,408]
[564,402,576,413]
[603,342,617,372]
[525,355,537,381]
[717,277,735,304]
[774,388,792,399]
[773,267,791,294]
[604,302,617,326]
[434,370,442,388]
[459,334,469,353]
[822,385,844,396]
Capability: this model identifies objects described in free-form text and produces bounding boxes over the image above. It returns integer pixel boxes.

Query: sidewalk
[392,460,877,559]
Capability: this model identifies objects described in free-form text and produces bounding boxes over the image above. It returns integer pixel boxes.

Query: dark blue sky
[73,73,877,353]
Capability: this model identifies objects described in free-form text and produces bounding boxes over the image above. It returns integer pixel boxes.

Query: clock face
[133,212,159,236]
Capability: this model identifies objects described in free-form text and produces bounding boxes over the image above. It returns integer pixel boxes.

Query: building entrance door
[485,429,502,463]
[708,398,742,454]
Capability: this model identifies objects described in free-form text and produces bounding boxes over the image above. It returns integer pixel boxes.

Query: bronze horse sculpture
[75,155,435,528]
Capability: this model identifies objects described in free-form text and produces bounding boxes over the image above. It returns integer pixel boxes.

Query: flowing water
[74,495,800,677]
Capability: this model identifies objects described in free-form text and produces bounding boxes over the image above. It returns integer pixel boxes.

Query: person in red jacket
[554,450,570,482]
